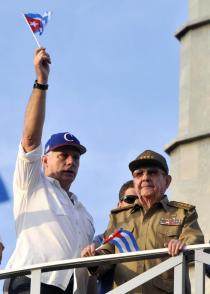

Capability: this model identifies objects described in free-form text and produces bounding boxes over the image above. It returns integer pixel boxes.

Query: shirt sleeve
[179,208,205,245]
[93,234,104,247]
[13,143,43,199]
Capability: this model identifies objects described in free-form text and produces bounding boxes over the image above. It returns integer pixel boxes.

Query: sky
[0,0,188,279]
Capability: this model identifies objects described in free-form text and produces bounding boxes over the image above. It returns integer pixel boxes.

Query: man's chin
[59,174,76,186]
[141,189,155,198]
[63,175,76,183]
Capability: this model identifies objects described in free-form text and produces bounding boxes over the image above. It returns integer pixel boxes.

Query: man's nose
[142,171,150,180]
[65,155,74,165]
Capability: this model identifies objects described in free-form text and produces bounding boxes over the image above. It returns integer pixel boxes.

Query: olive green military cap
[129,150,169,174]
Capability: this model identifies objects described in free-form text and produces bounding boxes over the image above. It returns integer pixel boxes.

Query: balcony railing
[1,244,210,294]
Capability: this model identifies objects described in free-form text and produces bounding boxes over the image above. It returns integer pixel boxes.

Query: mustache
[62,169,76,175]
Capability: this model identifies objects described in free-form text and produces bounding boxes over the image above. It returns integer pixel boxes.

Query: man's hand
[34,48,51,84]
[81,243,98,257]
[167,239,186,256]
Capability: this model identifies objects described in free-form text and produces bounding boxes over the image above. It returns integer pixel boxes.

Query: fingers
[81,243,96,257]
[34,48,51,65]
[34,48,51,84]
[167,239,186,256]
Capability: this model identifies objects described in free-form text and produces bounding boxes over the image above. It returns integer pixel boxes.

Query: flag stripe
[103,228,140,253]
[110,238,129,253]
[120,233,136,252]
[121,231,139,251]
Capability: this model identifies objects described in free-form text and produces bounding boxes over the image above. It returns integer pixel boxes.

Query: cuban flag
[103,228,140,253]
[0,176,9,202]
[24,11,52,35]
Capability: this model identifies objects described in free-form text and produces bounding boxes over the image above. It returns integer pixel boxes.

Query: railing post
[195,249,205,294]
[174,253,186,294]
[30,269,41,294]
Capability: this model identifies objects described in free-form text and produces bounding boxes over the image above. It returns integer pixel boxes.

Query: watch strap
[33,80,48,90]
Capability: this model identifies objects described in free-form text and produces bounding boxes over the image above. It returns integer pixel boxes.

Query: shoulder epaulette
[168,201,195,211]
[111,204,134,214]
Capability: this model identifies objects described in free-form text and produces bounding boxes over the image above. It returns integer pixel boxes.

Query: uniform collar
[131,195,170,213]
[159,195,170,211]
[130,201,142,214]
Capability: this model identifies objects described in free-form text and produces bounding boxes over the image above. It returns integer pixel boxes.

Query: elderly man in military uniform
[81,150,204,294]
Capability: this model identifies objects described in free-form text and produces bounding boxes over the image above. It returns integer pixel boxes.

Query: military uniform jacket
[95,196,204,294]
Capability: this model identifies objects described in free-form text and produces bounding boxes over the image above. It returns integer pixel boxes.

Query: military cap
[129,150,169,174]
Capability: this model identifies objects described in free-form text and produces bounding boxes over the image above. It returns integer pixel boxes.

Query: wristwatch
[33,80,48,90]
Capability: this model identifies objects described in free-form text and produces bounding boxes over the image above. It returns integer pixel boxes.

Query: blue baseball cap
[44,132,86,155]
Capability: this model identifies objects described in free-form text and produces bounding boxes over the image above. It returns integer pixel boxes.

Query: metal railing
[1,244,210,294]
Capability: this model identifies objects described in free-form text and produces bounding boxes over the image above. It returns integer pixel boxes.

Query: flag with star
[23,11,52,47]
[103,228,140,253]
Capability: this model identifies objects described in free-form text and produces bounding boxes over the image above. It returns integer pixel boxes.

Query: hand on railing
[165,239,186,257]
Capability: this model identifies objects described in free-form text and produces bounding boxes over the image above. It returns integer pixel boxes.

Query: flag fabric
[103,228,140,253]
[24,11,52,35]
[0,176,9,202]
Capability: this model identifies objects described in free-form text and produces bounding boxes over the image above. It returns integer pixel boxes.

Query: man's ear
[41,155,48,166]
[165,175,172,189]
[118,201,122,208]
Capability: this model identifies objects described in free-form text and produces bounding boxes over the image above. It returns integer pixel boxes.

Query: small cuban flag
[23,11,52,47]
[103,228,140,253]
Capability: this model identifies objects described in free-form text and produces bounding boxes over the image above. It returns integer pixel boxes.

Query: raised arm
[22,48,51,153]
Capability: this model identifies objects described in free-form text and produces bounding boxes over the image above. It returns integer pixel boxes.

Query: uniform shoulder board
[111,204,134,214]
[168,201,195,211]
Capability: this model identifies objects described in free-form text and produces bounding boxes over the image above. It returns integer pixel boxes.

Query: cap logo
[64,133,74,142]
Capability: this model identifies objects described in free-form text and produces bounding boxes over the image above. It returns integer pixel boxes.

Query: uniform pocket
[155,225,181,248]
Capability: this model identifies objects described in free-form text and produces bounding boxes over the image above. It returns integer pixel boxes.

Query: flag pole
[22,13,41,48]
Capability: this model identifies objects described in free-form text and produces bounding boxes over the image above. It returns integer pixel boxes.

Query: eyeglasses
[120,195,138,204]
